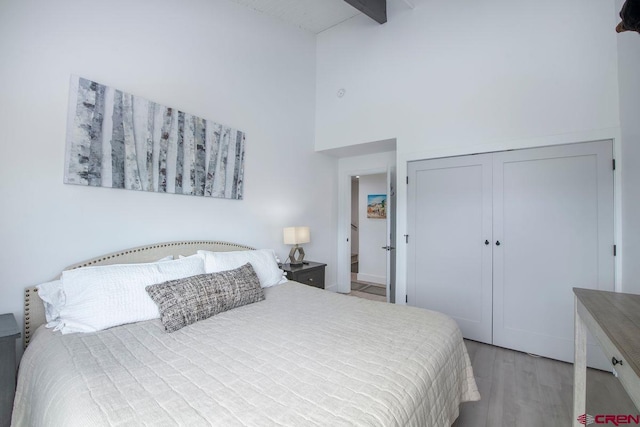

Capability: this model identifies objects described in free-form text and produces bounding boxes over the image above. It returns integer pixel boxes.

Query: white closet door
[408,154,493,344]
[492,141,614,368]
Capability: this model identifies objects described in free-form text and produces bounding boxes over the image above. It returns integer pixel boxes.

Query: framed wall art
[64,76,245,199]
[367,194,386,219]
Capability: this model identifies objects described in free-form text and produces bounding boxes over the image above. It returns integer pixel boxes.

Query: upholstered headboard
[23,240,254,348]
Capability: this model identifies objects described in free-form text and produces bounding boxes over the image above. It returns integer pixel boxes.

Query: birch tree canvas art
[64,76,246,199]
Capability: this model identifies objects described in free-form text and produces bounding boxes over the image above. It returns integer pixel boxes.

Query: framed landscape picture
[367,194,386,219]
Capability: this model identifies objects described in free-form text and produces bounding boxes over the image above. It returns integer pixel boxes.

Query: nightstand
[0,314,20,427]
[281,262,327,289]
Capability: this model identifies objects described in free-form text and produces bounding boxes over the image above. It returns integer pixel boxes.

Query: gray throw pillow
[146,262,265,332]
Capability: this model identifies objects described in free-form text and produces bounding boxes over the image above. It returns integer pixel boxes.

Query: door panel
[408,154,493,344]
[387,166,397,303]
[492,141,614,369]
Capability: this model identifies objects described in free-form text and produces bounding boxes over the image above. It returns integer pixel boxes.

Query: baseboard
[356,273,385,285]
[325,283,338,292]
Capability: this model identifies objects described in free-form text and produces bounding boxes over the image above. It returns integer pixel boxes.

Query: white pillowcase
[197,249,287,288]
[36,280,65,328]
[37,255,176,329]
[39,255,205,334]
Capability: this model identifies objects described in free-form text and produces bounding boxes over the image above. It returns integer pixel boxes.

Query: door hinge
[614,245,617,256]
[613,159,616,171]
[404,234,409,243]
[406,295,408,303]
[406,176,409,185]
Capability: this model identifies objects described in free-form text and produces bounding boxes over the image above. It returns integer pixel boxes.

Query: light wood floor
[348,277,387,302]
[348,290,387,302]
[454,340,638,427]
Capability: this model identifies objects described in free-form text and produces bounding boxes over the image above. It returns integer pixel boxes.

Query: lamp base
[289,245,305,266]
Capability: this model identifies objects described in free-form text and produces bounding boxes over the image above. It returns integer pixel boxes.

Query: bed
[13,241,479,426]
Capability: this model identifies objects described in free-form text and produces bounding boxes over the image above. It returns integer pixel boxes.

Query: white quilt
[13,282,479,427]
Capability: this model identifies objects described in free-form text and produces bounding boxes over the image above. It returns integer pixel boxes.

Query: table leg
[573,296,587,427]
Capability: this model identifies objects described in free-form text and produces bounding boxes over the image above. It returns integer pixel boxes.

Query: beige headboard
[24,240,254,348]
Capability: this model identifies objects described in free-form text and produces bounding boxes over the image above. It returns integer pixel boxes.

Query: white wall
[317,0,619,153]
[0,0,338,332]
[357,174,387,284]
[616,0,640,295]
[317,0,621,301]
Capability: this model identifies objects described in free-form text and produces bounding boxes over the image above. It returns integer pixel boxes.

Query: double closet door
[407,141,614,367]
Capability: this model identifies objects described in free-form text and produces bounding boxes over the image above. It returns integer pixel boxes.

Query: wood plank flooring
[454,340,639,427]
[348,290,386,302]
[348,278,387,302]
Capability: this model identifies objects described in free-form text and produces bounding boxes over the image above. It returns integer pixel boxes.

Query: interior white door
[407,154,493,344]
[386,166,397,303]
[492,141,614,369]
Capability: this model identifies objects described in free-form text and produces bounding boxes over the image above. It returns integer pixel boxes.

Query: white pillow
[197,249,287,288]
[52,255,205,334]
[36,255,175,330]
[36,280,65,328]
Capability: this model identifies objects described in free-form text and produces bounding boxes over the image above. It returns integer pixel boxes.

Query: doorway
[334,149,397,301]
[350,174,388,302]
[337,165,396,303]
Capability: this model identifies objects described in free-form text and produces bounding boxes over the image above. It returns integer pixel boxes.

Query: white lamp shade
[283,226,310,245]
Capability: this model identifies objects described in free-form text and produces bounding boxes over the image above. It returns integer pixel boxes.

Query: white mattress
[13,282,479,426]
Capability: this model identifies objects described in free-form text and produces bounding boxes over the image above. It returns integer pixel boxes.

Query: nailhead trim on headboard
[24,287,36,348]
[66,241,254,270]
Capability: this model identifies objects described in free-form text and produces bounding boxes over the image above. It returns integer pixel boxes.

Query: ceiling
[227,0,364,34]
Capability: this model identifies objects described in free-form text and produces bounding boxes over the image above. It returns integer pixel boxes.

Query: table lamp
[283,226,310,266]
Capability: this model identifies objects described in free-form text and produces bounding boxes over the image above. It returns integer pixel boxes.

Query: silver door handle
[381,246,396,251]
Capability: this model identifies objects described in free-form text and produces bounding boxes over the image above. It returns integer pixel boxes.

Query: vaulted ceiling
[226,0,386,34]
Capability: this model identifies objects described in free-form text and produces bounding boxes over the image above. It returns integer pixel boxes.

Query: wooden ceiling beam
[343,0,387,24]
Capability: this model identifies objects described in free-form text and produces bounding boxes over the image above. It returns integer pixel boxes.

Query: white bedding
[13,282,479,426]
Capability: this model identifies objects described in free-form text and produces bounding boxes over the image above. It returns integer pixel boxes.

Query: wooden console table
[573,288,640,426]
